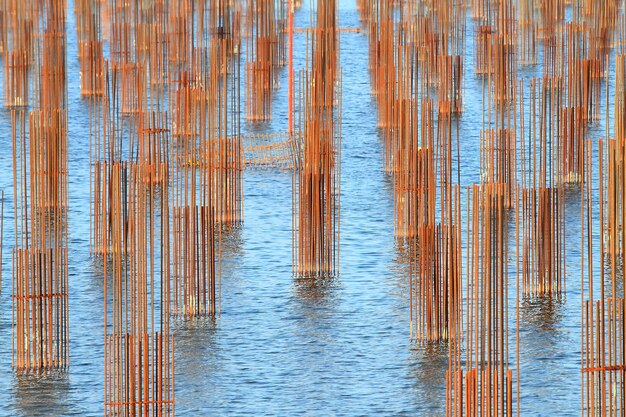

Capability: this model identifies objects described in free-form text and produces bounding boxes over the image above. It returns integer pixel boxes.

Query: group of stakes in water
[1,0,626,415]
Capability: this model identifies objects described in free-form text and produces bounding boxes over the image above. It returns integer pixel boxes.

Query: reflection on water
[390,239,414,299]
[292,276,340,344]
[218,226,244,261]
[602,256,625,299]
[408,343,449,414]
[518,296,580,415]
[13,374,70,417]
[172,319,220,415]
[294,276,340,300]
[521,297,565,333]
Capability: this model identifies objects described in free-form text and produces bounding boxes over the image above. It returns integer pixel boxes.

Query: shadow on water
[13,373,70,417]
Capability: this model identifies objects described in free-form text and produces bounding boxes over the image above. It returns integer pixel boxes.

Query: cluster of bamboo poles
[99,161,175,416]
[79,0,176,410]
[292,0,341,278]
[582,137,619,416]
[518,186,566,298]
[447,183,514,416]
[583,50,626,416]
[75,0,344,408]
[74,0,250,413]
[357,0,464,344]
[245,0,285,121]
[2,1,33,107]
[3,0,70,375]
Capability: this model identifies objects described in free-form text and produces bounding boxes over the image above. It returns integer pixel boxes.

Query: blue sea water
[0,1,610,415]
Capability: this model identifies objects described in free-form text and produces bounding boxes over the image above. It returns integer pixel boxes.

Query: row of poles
[4,0,626,414]
[1,0,340,415]
[3,0,71,375]
[78,0,247,413]
[292,0,342,278]
[584,52,626,416]
[356,0,624,415]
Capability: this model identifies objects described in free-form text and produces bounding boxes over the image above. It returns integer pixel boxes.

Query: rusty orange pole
[288,0,294,134]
